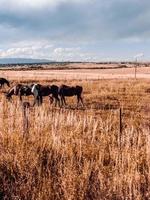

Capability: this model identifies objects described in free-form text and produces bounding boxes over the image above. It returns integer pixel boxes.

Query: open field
[1,69,150,199]
[0,64,150,80]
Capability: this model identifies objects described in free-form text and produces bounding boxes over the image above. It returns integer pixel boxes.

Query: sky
[0,0,150,61]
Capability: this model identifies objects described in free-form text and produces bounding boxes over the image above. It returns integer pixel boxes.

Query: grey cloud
[0,2,90,43]
[0,0,150,44]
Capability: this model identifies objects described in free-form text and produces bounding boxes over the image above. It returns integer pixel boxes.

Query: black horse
[0,78,10,88]
[58,85,83,106]
[32,84,60,106]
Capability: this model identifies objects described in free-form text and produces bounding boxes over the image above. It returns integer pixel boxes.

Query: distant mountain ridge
[0,58,53,64]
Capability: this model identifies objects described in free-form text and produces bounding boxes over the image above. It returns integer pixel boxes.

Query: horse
[58,84,83,106]
[19,84,34,101]
[5,84,34,101]
[0,78,10,88]
[6,83,60,106]
[32,84,60,106]
[5,84,22,100]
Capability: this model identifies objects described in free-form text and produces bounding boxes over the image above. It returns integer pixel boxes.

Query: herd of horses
[0,78,84,107]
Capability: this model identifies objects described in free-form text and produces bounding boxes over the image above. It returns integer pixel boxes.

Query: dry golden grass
[1,65,150,80]
[0,78,150,199]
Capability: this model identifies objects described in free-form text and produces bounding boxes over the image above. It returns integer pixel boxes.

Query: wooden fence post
[119,108,122,135]
[22,102,30,137]
[119,108,123,149]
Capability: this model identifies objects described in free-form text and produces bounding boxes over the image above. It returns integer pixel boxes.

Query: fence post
[22,102,30,137]
[119,108,122,135]
[118,107,123,151]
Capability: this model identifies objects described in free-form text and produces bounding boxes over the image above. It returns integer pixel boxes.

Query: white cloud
[52,47,100,61]
[0,45,99,61]
[0,0,90,11]
[54,47,80,54]
[0,41,54,59]
[0,47,33,58]
[53,47,81,60]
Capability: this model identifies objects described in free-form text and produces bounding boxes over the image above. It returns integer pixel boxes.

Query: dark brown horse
[32,84,60,106]
[58,85,83,106]
[0,78,10,88]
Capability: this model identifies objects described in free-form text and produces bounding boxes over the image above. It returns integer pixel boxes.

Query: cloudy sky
[0,0,149,61]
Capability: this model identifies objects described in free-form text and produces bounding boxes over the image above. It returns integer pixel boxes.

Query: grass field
[0,69,150,199]
[0,63,150,80]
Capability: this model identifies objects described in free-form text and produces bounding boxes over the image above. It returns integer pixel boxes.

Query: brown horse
[32,84,60,106]
[58,85,83,106]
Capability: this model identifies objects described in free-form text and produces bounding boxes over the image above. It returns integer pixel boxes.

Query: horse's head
[6,81,10,87]
[4,92,12,101]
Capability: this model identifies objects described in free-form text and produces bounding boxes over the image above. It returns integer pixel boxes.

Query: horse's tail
[76,86,83,95]
[5,79,10,87]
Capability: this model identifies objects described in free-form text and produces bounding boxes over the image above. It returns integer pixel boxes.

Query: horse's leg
[49,95,54,105]
[53,96,57,107]
[54,95,60,107]
[19,94,22,101]
[63,96,67,106]
[80,96,84,106]
[60,95,64,107]
[57,96,61,107]
[53,94,60,107]
[37,95,42,106]
[60,96,63,107]
[37,96,40,106]
[40,95,43,105]
[32,96,36,106]
[33,94,39,106]
[77,95,80,107]
[77,95,84,107]
[54,98,57,107]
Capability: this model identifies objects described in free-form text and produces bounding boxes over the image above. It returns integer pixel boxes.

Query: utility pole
[135,58,137,79]
[134,53,144,79]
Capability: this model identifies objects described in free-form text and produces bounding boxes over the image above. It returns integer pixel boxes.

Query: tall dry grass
[0,79,150,199]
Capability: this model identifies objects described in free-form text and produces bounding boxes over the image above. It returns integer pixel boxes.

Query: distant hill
[0,58,53,64]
